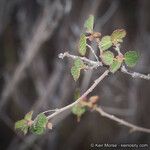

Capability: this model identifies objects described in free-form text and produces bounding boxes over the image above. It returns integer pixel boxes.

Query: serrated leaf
[79,34,87,56]
[71,66,80,81]
[84,15,94,33]
[101,51,114,65]
[24,111,33,121]
[71,59,85,81]
[124,51,139,67]
[31,113,48,135]
[111,29,126,45]
[72,104,86,118]
[15,119,28,135]
[15,119,27,129]
[110,60,122,73]
[34,113,48,128]
[100,36,112,51]
[30,124,45,135]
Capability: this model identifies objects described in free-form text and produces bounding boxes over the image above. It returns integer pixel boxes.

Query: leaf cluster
[15,111,49,135]
[71,15,139,80]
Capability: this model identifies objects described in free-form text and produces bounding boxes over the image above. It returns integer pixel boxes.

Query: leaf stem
[86,44,99,62]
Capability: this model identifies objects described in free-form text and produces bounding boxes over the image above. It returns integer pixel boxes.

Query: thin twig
[47,70,109,119]
[86,44,99,62]
[59,52,150,80]
[43,109,59,114]
[58,52,102,67]
[121,66,150,80]
[95,106,150,133]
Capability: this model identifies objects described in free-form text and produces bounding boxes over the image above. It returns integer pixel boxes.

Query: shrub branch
[95,106,150,133]
[47,70,109,119]
[121,65,150,80]
[60,52,150,80]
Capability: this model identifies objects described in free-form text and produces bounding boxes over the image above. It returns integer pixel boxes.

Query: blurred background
[0,0,150,149]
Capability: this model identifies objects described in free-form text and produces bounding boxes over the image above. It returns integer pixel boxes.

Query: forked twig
[45,52,150,134]
[60,52,150,80]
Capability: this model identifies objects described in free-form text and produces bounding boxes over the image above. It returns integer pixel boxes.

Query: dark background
[0,0,150,149]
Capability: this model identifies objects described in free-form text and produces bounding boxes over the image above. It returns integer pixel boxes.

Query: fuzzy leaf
[124,51,139,67]
[74,58,85,68]
[24,111,33,121]
[15,119,26,129]
[101,51,114,65]
[71,59,85,81]
[15,119,28,135]
[72,104,86,118]
[71,66,80,81]
[30,124,45,135]
[84,15,94,33]
[30,113,48,135]
[79,34,87,56]
[100,36,112,51]
[110,60,122,73]
[111,29,126,45]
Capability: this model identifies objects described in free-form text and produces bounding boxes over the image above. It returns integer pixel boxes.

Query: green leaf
[84,15,94,33]
[72,104,86,118]
[111,29,126,45]
[79,34,87,56]
[101,51,114,65]
[71,58,85,81]
[100,36,112,51]
[15,119,27,129]
[124,51,139,67]
[30,124,45,135]
[110,60,122,73]
[24,111,33,121]
[15,119,28,135]
[30,113,48,135]
[71,66,80,81]
[74,58,85,68]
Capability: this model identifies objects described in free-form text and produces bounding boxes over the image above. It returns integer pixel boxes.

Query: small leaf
[15,119,27,129]
[110,60,122,73]
[72,104,86,118]
[111,29,126,45]
[99,36,112,51]
[30,113,48,135]
[24,111,33,121]
[15,119,28,135]
[30,124,45,135]
[101,51,114,65]
[124,51,139,67]
[84,15,94,33]
[71,59,85,81]
[79,34,87,56]
[74,58,85,68]
[71,66,80,81]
